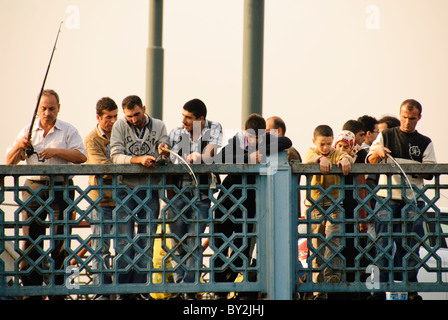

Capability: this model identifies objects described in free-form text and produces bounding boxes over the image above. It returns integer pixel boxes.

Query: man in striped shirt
[166,98,222,299]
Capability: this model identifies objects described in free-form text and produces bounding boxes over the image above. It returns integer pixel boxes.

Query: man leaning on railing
[110,95,170,300]
[166,98,223,300]
[84,97,118,300]
[366,99,437,300]
[212,113,292,300]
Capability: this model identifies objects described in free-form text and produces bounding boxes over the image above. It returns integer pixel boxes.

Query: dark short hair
[122,95,143,110]
[96,97,118,116]
[183,98,207,119]
[313,124,333,139]
[343,120,365,134]
[357,115,378,133]
[378,115,400,128]
[401,99,422,115]
[41,89,60,104]
[267,116,286,134]
[245,113,266,134]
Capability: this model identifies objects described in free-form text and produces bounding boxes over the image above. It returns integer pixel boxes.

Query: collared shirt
[84,125,115,206]
[97,124,111,158]
[8,119,86,179]
[361,142,370,151]
[131,114,149,140]
[129,115,151,156]
[110,114,169,188]
[242,133,265,151]
[169,119,223,196]
[169,119,223,163]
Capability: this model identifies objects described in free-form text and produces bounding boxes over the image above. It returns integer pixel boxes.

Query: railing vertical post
[265,152,294,299]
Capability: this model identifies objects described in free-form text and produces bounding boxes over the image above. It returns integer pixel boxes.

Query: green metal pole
[241,0,265,128]
[146,0,164,120]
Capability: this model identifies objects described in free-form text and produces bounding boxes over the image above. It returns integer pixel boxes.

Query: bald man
[266,116,302,164]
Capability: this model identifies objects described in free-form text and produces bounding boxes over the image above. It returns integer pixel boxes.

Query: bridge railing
[0,154,294,300]
[1,153,448,299]
[292,162,448,298]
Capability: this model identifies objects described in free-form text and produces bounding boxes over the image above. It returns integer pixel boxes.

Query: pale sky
[2,1,448,181]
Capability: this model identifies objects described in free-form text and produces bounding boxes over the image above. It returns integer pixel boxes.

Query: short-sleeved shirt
[169,119,223,162]
[8,119,86,180]
[169,119,223,193]
[367,127,437,200]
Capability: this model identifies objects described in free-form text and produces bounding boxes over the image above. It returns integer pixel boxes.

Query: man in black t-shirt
[367,99,437,300]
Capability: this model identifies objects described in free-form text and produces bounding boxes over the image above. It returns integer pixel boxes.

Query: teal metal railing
[0,154,293,300]
[292,162,448,297]
[1,153,448,299]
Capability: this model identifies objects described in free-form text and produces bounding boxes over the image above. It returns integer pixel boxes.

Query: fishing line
[161,148,198,187]
[386,152,418,206]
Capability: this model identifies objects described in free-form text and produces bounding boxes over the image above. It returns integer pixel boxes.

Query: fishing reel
[25,145,35,157]
[25,144,45,162]
[154,155,168,166]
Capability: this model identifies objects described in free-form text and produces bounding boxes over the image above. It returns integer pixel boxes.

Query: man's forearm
[53,149,87,163]
[6,146,25,165]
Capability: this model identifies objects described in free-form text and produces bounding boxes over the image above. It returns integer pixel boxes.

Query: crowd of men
[6,90,436,300]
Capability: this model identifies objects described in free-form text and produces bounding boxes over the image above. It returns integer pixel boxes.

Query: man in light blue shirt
[167,98,222,299]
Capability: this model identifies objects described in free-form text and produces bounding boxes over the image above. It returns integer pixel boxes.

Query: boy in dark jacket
[212,113,292,299]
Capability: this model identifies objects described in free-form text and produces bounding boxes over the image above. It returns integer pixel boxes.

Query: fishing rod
[385,152,418,206]
[25,21,63,158]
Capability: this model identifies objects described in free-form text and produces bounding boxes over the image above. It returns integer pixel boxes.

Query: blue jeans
[116,189,159,284]
[374,199,424,283]
[91,206,114,286]
[166,197,211,283]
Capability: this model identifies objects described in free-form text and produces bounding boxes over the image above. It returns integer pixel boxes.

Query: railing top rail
[291,162,448,175]
[0,163,262,176]
[1,162,448,176]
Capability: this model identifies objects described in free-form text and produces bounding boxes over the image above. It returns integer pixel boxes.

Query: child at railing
[334,130,371,299]
[304,124,353,300]
[334,130,369,234]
